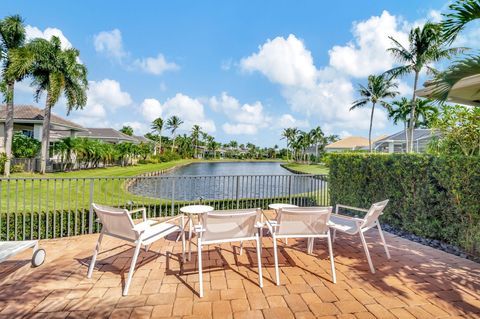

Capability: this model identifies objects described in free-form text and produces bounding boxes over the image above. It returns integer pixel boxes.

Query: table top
[180,205,214,214]
[268,203,298,210]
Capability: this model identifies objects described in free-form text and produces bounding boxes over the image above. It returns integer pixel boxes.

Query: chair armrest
[129,207,147,221]
[330,213,364,223]
[336,204,369,214]
[194,225,205,233]
[132,221,152,234]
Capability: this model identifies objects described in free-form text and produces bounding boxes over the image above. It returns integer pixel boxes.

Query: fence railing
[0,174,328,241]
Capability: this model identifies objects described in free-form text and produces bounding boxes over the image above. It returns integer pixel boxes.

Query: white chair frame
[330,200,390,274]
[87,204,185,296]
[194,209,263,298]
[264,207,336,286]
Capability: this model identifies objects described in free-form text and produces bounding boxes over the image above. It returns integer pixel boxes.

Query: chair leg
[327,231,336,284]
[377,223,391,259]
[87,232,104,278]
[256,234,263,288]
[239,241,243,255]
[198,238,203,298]
[181,216,186,262]
[273,236,280,285]
[188,217,193,261]
[123,240,142,296]
[359,231,375,274]
[332,229,337,243]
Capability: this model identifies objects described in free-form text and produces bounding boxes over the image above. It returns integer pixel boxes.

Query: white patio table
[180,205,214,260]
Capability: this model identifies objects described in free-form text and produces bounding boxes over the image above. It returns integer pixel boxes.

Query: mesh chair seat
[329,215,361,235]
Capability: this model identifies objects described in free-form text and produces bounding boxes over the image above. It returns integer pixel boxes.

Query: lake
[128,161,323,201]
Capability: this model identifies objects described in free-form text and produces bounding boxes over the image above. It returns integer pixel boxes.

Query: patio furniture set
[86,200,391,297]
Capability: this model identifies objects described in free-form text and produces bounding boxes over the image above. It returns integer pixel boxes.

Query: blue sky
[2,0,463,146]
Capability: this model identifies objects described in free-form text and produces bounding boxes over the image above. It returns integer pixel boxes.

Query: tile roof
[133,135,153,143]
[0,105,84,130]
[77,128,138,142]
[325,136,369,149]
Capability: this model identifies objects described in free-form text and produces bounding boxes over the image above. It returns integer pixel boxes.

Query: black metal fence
[0,174,328,241]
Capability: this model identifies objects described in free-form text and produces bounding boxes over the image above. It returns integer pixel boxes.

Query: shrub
[329,153,480,255]
[12,133,41,158]
[11,164,24,173]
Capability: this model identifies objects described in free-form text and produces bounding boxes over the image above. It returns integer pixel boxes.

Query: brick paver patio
[1,213,479,319]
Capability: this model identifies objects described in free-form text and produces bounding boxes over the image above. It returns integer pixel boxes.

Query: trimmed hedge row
[329,153,480,255]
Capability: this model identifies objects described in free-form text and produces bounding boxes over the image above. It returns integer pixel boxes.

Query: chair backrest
[92,203,137,240]
[360,200,389,229]
[276,207,332,236]
[200,209,260,242]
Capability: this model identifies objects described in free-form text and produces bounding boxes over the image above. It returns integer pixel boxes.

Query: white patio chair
[329,200,390,274]
[264,207,336,285]
[87,203,185,296]
[194,209,263,297]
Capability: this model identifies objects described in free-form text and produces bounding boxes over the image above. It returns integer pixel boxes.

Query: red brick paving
[1,212,479,319]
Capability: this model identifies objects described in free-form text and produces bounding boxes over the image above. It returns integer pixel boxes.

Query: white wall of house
[33,124,42,141]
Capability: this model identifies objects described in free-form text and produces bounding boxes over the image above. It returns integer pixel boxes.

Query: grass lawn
[283,162,329,175]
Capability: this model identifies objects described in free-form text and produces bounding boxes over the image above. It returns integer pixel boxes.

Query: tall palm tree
[151,117,163,154]
[191,124,202,158]
[281,127,299,161]
[0,15,26,176]
[385,22,463,151]
[351,74,399,152]
[309,126,325,162]
[166,115,184,152]
[8,36,88,173]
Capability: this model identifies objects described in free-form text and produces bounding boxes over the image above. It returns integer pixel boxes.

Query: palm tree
[351,74,399,152]
[388,97,411,146]
[281,127,299,161]
[151,117,163,154]
[423,1,480,102]
[8,36,88,173]
[166,115,183,152]
[309,126,325,162]
[191,124,202,158]
[0,15,26,176]
[120,125,133,136]
[385,22,463,152]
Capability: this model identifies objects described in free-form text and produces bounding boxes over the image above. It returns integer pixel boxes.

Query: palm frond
[442,0,480,43]
[384,65,414,79]
[427,54,480,101]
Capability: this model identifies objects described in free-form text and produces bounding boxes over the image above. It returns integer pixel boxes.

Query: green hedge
[329,153,480,255]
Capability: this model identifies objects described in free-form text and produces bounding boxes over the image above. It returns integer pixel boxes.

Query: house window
[22,130,34,138]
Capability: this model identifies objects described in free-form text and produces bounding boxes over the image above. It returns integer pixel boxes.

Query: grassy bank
[282,162,329,175]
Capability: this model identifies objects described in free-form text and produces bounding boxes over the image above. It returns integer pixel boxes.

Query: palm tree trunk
[368,102,376,152]
[408,71,419,153]
[171,134,175,152]
[315,143,319,163]
[4,81,15,177]
[40,94,53,174]
[159,130,162,154]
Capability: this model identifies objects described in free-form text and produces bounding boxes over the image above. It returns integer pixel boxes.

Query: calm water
[128,162,322,201]
[165,161,292,176]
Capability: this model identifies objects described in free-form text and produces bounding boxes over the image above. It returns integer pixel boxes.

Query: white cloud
[93,29,126,60]
[276,114,309,129]
[122,121,150,135]
[70,79,131,126]
[328,11,409,78]
[140,94,216,133]
[25,25,72,49]
[240,34,317,88]
[133,54,179,75]
[222,123,258,135]
[209,92,271,135]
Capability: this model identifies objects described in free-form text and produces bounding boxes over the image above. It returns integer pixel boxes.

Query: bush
[329,153,480,255]
[0,153,6,174]
[11,164,24,173]
[12,133,41,158]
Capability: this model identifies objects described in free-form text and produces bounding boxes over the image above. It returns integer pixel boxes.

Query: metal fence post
[288,175,293,204]
[235,176,240,208]
[171,178,176,215]
[88,179,94,234]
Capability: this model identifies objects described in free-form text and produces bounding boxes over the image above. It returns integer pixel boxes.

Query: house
[325,136,379,153]
[374,129,440,153]
[0,105,86,152]
[416,74,480,107]
[133,135,153,144]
